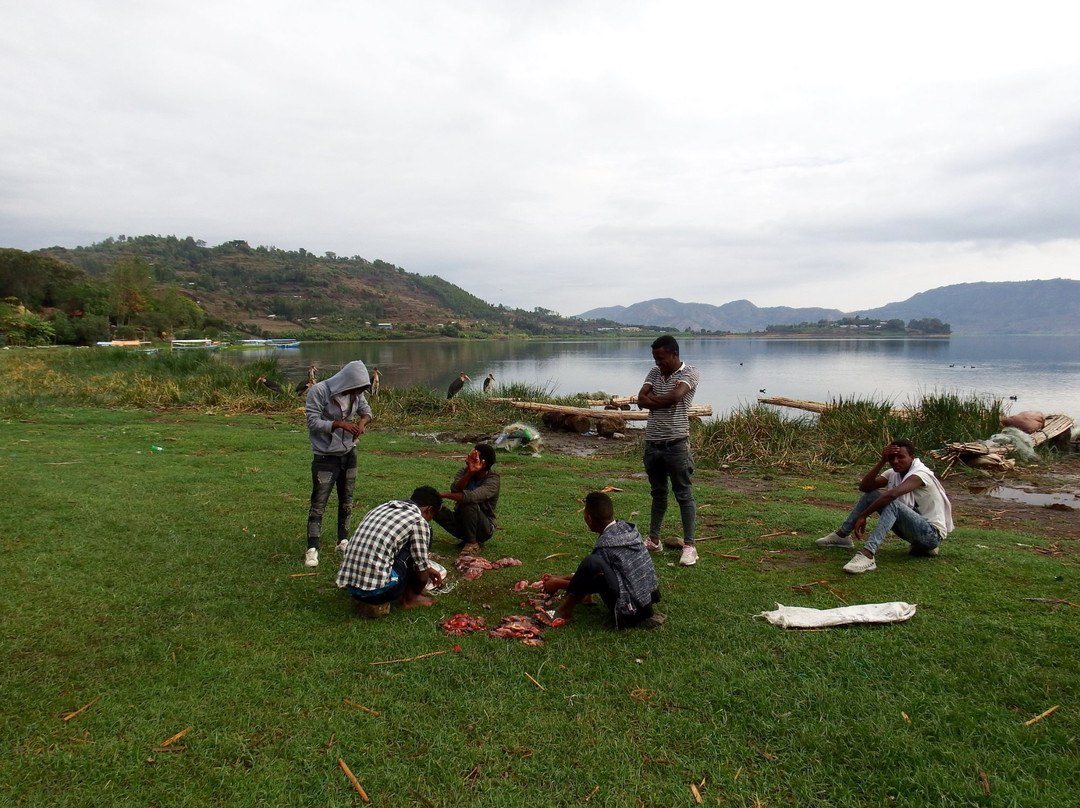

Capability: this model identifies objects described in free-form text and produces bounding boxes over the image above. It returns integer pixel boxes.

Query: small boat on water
[171,338,221,352]
[226,338,300,349]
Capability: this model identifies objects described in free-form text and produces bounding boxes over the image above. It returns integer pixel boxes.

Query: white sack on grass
[756,602,917,629]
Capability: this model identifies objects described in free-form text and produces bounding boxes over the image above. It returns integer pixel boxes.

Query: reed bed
[0,348,291,414]
[694,393,1016,471]
[0,350,1043,472]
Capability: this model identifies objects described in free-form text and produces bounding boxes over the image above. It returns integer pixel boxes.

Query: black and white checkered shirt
[335,500,433,592]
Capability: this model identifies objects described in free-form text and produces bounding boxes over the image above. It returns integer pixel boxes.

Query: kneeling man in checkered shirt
[336,487,445,615]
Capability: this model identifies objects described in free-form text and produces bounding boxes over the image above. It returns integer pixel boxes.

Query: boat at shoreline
[226,338,300,349]
[171,339,221,352]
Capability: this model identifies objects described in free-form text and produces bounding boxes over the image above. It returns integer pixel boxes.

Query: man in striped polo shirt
[637,335,701,566]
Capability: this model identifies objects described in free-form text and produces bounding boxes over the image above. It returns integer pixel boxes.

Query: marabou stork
[256,374,284,394]
[294,365,317,395]
[482,373,495,394]
[447,371,471,399]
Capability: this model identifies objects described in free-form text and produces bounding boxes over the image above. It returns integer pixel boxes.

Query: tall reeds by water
[693,394,1009,470]
[0,348,1017,469]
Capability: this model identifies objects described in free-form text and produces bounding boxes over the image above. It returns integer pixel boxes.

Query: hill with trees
[0,236,621,345]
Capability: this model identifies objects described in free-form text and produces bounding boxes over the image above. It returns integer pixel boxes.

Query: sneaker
[843,552,877,574]
[909,543,940,557]
[644,536,661,552]
[816,531,854,549]
[335,539,349,554]
[679,544,699,566]
[304,547,319,568]
[460,541,481,556]
[639,611,667,629]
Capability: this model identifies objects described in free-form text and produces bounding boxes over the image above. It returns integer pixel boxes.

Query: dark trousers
[307,450,357,548]
[434,502,494,545]
[566,553,657,627]
[348,546,415,605]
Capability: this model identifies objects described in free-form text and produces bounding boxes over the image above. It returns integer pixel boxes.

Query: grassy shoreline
[2,400,1078,807]
[2,350,1077,806]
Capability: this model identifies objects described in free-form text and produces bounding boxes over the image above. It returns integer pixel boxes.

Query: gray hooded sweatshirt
[305,360,372,456]
[593,520,660,621]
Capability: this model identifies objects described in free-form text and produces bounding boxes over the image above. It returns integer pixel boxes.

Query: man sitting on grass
[435,443,500,556]
[543,491,664,629]
[815,439,954,574]
[336,487,445,616]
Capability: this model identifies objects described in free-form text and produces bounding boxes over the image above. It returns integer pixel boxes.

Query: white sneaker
[816,531,854,549]
[679,544,699,566]
[644,536,661,552]
[336,540,349,554]
[304,548,319,568]
[843,552,876,574]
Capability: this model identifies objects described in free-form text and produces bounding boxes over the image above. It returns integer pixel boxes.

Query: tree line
[0,248,205,346]
[765,316,950,335]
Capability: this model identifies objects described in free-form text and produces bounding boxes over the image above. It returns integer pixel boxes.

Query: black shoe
[639,611,667,629]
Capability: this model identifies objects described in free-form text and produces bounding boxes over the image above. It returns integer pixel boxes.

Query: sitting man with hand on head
[435,443,500,556]
[543,491,664,629]
[816,439,954,574]
[336,486,445,616]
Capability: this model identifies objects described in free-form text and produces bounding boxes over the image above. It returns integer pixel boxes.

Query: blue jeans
[840,490,942,555]
[644,438,696,542]
[307,451,357,548]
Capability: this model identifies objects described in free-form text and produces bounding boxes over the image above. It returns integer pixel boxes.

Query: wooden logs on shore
[492,399,713,422]
[758,396,911,416]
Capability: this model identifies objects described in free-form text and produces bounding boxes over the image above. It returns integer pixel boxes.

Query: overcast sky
[3,1,1079,316]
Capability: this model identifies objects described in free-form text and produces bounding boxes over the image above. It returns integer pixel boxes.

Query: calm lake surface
[221,335,1080,420]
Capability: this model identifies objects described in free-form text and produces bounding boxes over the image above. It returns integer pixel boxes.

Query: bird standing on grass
[295,365,317,395]
[370,366,381,396]
[256,375,284,394]
[483,373,495,394]
[447,371,471,399]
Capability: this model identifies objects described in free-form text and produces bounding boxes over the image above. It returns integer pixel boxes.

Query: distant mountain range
[576,279,1080,335]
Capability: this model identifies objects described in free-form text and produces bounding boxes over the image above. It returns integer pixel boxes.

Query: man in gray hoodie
[543,492,664,629]
[303,360,372,567]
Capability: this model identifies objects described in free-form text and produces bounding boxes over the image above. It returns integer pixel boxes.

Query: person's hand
[853,516,867,541]
[335,421,362,438]
[422,566,445,589]
[880,445,897,464]
[465,449,484,472]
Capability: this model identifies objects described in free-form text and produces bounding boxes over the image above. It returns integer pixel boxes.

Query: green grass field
[2,402,1077,807]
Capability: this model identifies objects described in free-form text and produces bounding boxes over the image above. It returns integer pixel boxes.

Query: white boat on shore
[171,339,221,352]
[227,338,299,349]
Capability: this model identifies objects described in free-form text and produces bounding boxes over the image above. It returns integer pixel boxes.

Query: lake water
[221,335,1080,421]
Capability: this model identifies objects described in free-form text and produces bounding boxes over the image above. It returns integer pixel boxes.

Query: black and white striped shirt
[643,363,700,441]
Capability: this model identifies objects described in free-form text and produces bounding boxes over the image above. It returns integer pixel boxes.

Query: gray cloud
[2,0,1079,316]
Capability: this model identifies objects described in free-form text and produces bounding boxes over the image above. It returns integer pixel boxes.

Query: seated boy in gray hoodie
[544,492,664,629]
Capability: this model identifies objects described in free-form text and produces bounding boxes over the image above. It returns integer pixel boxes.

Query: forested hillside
[0,235,619,345]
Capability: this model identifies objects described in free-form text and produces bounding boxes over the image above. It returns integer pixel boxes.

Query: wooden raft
[489,400,712,422]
